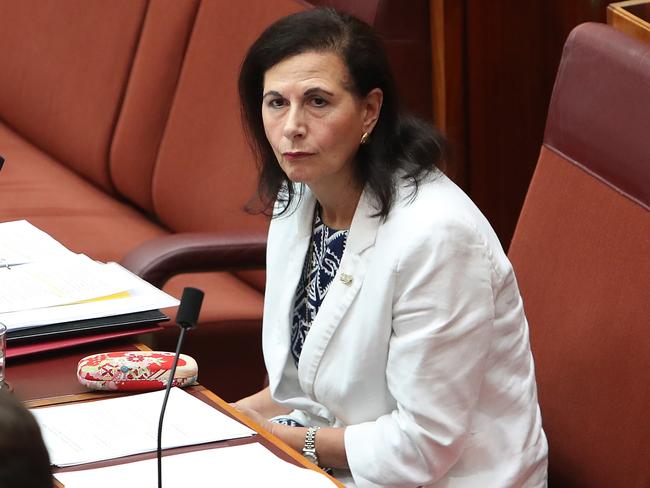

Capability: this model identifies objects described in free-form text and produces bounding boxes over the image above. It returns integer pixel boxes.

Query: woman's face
[261,51,381,194]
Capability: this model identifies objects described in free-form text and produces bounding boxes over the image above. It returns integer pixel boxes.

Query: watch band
[302,426,321,466]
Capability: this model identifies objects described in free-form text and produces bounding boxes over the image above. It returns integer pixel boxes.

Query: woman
[234,8,547,487]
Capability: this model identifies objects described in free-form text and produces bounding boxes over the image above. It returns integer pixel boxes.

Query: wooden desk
[7,340,344,487]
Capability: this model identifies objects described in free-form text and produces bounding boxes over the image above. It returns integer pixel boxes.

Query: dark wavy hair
[239,7,447,218]
[0,390,51,488]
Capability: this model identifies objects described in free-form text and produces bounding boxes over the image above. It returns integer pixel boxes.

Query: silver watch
[302,426,321,466]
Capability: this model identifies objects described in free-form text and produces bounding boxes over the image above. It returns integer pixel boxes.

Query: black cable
[157,326,188,488]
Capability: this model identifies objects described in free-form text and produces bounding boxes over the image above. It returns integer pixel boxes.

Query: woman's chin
[284,171,312,184]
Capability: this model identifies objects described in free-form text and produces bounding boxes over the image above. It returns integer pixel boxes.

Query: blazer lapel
[266,190,315,399]
[298,188,381,398]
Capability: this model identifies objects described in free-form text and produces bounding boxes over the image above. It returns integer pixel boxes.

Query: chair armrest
[120,232,267,288]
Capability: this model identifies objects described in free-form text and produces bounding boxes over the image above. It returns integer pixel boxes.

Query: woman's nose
[282,106,306,140]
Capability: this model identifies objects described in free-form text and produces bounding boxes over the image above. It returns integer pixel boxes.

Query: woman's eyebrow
[262,90,283,99]
[262,87,335,100]
[304,87,334,97]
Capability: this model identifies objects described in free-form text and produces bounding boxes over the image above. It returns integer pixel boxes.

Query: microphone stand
[156,287,203,488]
[157,325,189,488]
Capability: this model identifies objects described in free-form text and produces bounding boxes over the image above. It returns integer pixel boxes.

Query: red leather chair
[508,23,650,487]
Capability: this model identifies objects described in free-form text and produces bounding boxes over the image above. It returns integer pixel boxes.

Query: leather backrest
[544,23,649,211]
[508,23,650,487]
[110,0,200,213]
[0,0,148,191]
[150,0,305,234]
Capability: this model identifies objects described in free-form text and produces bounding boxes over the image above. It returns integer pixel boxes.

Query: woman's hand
[230,403,276,435]
[232,386,291,419]
[233,389,348,468]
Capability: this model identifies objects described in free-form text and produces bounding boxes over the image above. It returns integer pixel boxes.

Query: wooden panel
[430,0,466,186]
[608,0,650,43]
[465,0,547,245]
[463,0,610,247]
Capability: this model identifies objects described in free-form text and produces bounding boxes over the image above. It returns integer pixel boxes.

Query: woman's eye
[268,98,285,109]
[310,97,328,107]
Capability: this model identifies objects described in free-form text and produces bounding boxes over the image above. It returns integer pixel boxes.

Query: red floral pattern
[77,351,198,391]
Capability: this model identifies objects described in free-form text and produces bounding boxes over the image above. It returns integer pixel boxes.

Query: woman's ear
[362,88,383,134]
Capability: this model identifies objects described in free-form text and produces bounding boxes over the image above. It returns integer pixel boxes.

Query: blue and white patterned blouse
[290,207,348,365]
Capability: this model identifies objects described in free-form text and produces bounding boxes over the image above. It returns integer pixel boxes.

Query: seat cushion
[162,272,264,324]
[0,124,165,262]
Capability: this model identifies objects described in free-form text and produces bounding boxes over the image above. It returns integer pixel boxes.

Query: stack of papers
[31,388,337,487]
[54,444,339,487]
[0,220,179,332]
[31,388,254,466]
[0,219,74,268]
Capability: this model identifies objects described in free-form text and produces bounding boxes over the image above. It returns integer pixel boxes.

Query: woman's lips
[283,151,314,160]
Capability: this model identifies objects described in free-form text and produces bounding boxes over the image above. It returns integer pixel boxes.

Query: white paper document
[54,443,339,487]
[0,254,130,314]
[1,262,179,330]
[0,219,180,329]
[31,388,254,467]
[0,220,75,267]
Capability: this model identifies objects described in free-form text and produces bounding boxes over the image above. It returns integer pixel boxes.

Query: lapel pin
[340,273,353,285]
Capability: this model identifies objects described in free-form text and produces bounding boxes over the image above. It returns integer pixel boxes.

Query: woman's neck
[311,184,362,230]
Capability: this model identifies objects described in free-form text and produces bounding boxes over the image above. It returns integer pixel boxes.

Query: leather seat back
[508,23,650,487]
[0,0,149,191]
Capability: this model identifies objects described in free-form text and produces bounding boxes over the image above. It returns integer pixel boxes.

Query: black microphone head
[175,287,204,329]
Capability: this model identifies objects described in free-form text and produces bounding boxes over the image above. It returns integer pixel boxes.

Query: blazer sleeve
[344,216,496,487]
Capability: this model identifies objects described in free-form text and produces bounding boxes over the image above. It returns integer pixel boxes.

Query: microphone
[0,155,5,171]
[157,287,204,488]
[175,287,203,330]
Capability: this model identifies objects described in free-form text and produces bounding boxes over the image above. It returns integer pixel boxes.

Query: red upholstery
[508,23,650,487]
[0,124,166,262]
[111,0,200,213]
[149,1,283,235]
[0,0,148,191]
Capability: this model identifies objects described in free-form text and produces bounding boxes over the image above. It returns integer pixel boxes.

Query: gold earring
[360,132,370,145]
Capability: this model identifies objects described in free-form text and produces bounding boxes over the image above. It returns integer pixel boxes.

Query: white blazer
[263,173,548,487]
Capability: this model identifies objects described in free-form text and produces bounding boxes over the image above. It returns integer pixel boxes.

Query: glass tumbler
[0,323,7,390]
